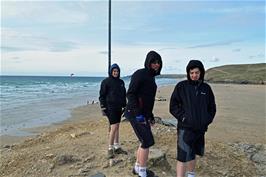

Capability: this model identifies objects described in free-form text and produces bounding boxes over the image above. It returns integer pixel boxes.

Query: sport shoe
[137,169,155,177]
[132,167,138,175]
[107,149,114,159]
[114,147,128,155]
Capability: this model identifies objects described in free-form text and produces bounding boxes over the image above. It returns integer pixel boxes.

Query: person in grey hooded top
[99,63,126,159]
[170,60,216,177]
[125,51,162,177]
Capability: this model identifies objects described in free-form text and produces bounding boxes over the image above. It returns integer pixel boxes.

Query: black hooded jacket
[99,64,126,111]
[169,60,216,132]
[125,51,162,121]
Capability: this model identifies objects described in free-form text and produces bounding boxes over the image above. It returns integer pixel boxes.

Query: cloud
[158,47,177,51]
[48,41,78,52]
[2,28,79,52]
[174,59,182,63]
[2,1,91,25]
[187,40,243,49]
[249,53,265,59]
[11,57,20,60]
[164,66,178,71]
[1,46,28,52]
[99,51,108,55]
[206,5,264,14]
[209,56,220,62]
[232,48,241,52]
[6,56,22,63]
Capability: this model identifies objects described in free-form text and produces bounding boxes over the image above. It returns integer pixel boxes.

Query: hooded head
[144,50,162,76]
[109,63,120,78]
[186,60,205,81]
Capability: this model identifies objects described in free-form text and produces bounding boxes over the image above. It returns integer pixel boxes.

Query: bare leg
[132,145,142,175]
[114,123,120,144]
[136,144,141,163]
[176,161,186,177]
[138,147,149,167]
[109,124,118,146]
[187,159,196,174]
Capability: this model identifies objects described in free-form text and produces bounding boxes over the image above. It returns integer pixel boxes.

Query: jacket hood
[186,60,205,81]
[109,63,120,78]
[144,50,162,76]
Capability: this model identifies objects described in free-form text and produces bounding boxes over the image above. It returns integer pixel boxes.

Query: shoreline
[0,77,177,139]
[0,82,175,146]
[0,104,101,146]
[1,83,265,146]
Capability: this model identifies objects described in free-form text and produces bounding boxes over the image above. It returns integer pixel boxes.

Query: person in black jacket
[125,51,162,177]
[99,63,127,159]
[170,60,216,177]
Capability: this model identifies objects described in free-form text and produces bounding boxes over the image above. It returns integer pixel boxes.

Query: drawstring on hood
[144,51,162,76]
[186,60,205,81]
[109,63,120,78]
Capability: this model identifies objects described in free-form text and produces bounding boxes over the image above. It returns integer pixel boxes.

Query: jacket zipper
[195,84,201,130]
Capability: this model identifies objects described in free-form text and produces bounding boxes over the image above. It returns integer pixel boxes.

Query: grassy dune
[205,63,266,84]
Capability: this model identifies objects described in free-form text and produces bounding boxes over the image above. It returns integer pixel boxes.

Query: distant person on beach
[124,51,162,177]
[99,63,127,159]
[170,60,216,177]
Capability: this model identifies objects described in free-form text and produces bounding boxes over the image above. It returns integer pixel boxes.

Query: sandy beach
[1,83,265,177]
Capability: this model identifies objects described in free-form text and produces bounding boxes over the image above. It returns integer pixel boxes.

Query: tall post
[108,0,111,73]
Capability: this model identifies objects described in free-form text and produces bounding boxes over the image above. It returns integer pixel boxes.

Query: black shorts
[177,128,205,162]
[107,109,122,125]
[129,119,155,149]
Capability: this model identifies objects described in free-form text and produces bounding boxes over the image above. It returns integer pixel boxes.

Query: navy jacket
[99,64,126,111]
[125,51,162,121]
[170,60,216,131]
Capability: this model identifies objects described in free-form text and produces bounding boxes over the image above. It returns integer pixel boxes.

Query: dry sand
[154,84,266,144]
[0,84,265,177]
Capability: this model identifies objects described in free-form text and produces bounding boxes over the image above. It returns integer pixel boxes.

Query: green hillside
[205,63,266,84]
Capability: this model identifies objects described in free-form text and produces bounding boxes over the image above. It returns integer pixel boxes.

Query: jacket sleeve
[207,86,216,124]
[122,80,127,107]
[169,84,185,121]
[126,71,141,112]
[99,79,108,108]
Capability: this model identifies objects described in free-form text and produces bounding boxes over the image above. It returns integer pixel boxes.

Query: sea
[0,75,179,136]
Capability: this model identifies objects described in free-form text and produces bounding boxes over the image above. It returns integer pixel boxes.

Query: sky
[1,0,265,76]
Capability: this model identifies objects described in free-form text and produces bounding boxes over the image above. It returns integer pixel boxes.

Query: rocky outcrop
[229,143,266,176]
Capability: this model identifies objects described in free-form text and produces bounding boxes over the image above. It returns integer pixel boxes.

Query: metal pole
[108,0,111,73]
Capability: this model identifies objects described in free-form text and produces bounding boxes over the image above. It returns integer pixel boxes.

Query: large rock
[229,143,266,176]
[154,117,177,127]
[53,154,79,166]
[90,172,106,177]
[148,148,171,171]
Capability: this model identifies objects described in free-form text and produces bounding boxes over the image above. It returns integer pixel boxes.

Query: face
[150,60,161,71]
[112,68,119,77]
[189,68,201,81]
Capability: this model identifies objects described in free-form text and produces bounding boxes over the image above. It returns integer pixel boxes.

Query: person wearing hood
[99,63,127,159]
[170,60,216,177]
[124,51,162,177]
